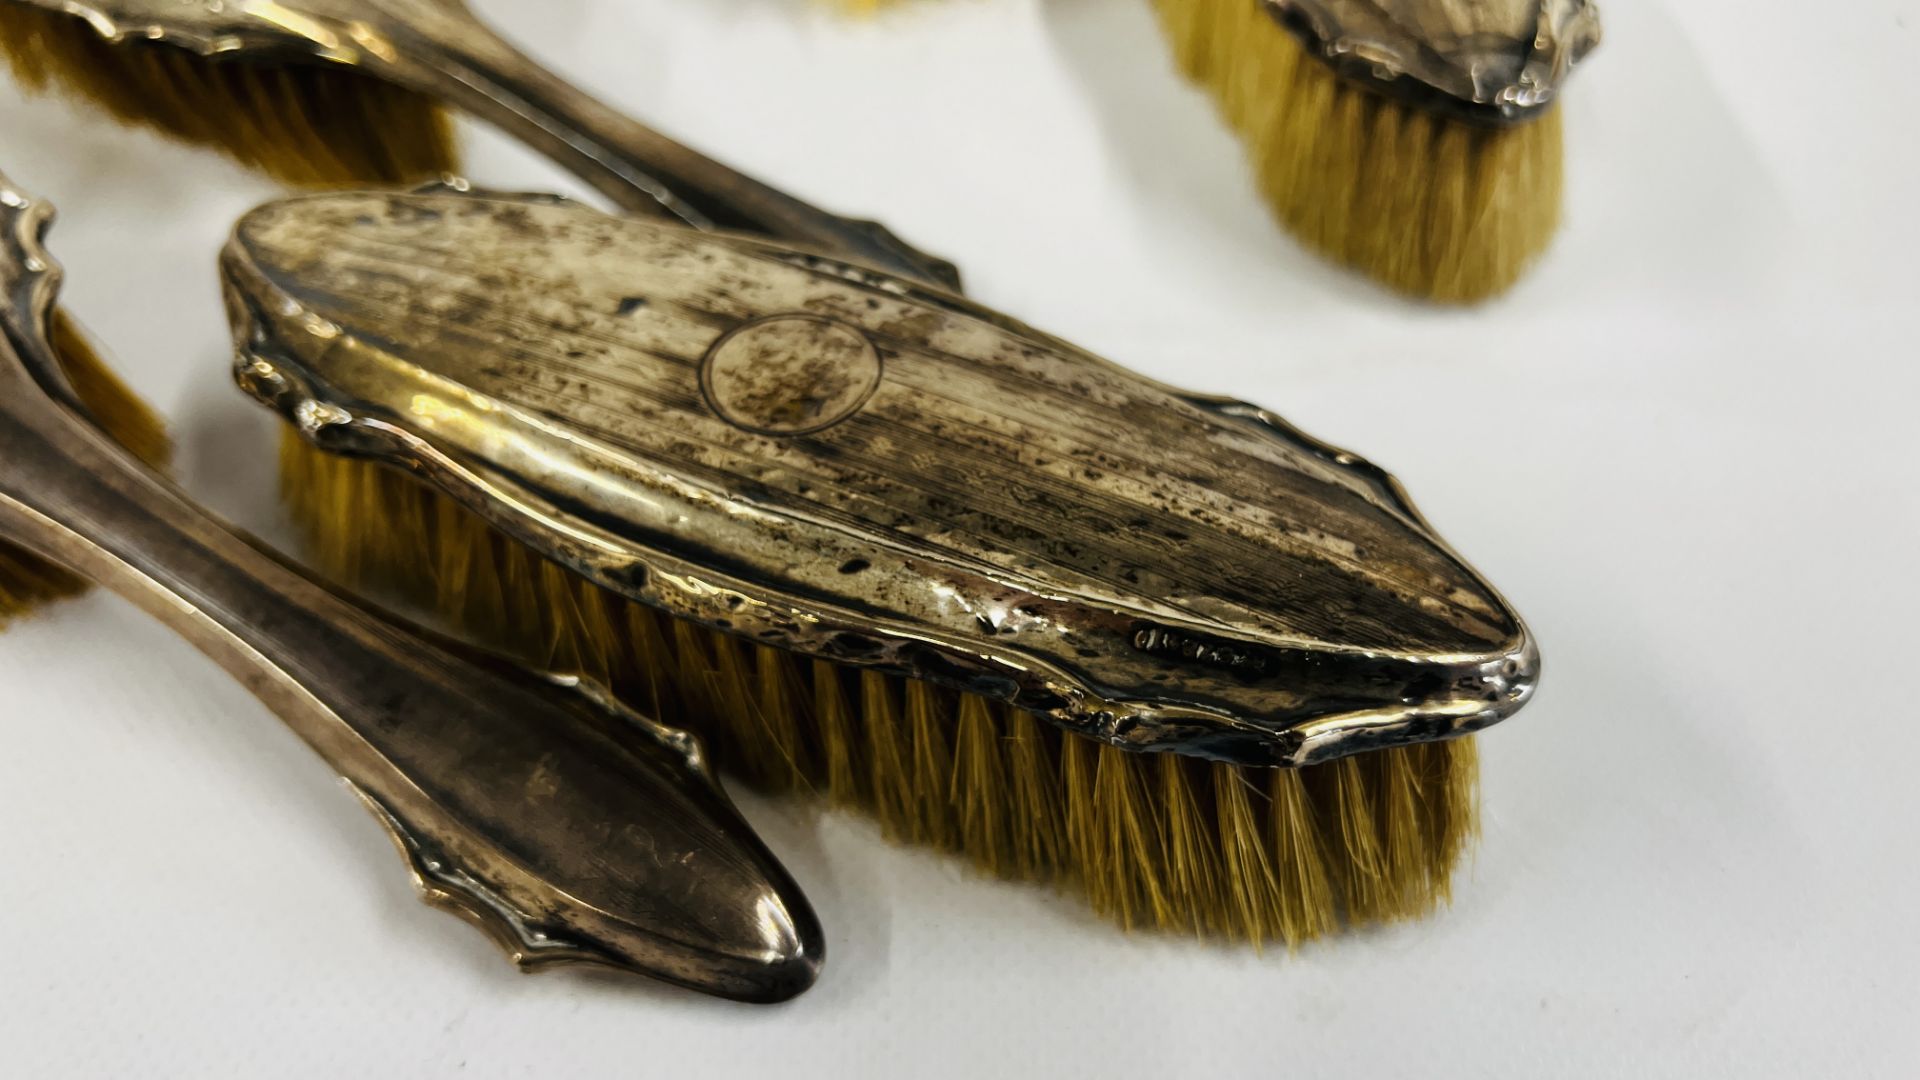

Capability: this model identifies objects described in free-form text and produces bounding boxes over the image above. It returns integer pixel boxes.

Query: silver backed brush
[224,184,1538,768]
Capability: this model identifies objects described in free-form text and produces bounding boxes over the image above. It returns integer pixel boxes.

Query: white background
[2,0,1916,1074]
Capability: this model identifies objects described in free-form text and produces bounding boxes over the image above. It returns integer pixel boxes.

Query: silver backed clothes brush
[1151,0,1601,301]
[0,0,961,289]
[228,184,1538,941]
[0,170,822,1003]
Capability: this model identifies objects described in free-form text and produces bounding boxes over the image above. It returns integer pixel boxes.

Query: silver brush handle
[0,374,823,1002]
[0,194,820,1002]
[382,6,962,291]
[0,389,823,1001]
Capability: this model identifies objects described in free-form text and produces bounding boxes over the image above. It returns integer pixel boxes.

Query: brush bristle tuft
[278,431,1481,943]
[1152,0,1563,302]
[0,4,456,186]
[0,311,171,627]
[0,538,88,625]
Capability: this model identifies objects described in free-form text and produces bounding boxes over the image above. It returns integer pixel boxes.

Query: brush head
[1156,0,1572,300]
[1261,0,1602,126]
[272,414,1483,943]
[221,184,1537,768]
[0,1,456,186]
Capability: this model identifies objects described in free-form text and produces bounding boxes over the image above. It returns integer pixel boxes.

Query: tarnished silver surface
[4,0,959,287]
[224,186,1538,768]
[1264,0,1602,124]
[0,172,821,1003]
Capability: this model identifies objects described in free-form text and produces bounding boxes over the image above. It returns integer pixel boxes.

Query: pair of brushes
[0,170,821,1003]
[1152,0,1601,301]
[227,184,1538,945]
[0,0,959,289]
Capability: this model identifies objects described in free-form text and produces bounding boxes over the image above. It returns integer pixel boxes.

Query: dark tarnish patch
[487,204,541,237]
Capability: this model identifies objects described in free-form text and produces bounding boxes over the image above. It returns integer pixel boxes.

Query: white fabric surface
[1,0,1914,1074]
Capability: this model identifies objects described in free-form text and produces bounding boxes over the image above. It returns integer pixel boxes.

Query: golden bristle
[813,659,866,808]
[862,670,917,843]
[1003,705,1066,880]
[1059,734,1100,895]
[952,694,1013,875]
[708,631,773,785]
[47,313,172,470]
[1090,743,1173,931]
[905,681,959,850]
[0,533,87,624]
[1213,762,1283,945]
[1268,768,1337,944]
[1312,756,1393,922]
[754,643,818,793]
[625,605,687,729]
[1152,0,1564,302]
[0,4,456,187]
[277,431,1482,944]
[1,311,172,627]
[1156,755,1224,936]
[1379,744,1435,913]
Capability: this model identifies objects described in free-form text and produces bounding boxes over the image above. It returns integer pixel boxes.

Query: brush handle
[0,330,821,1003]
[384,7,962,291]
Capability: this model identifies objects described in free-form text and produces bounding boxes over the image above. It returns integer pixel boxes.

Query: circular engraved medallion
[700,315,882,436]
